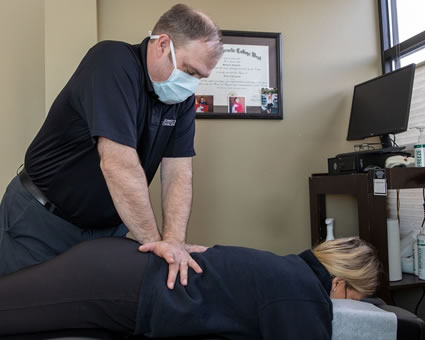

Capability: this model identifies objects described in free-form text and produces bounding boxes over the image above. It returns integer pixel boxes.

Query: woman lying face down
[313,237,379,302]
[0,236,379,339]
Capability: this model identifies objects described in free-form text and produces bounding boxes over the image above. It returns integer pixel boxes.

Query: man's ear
[155,35,171,57]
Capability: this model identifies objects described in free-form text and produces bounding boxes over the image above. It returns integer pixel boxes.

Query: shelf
[385,168,425,189]
[388,273,425,290]
[311,168,425,192]
[310,168,425,303]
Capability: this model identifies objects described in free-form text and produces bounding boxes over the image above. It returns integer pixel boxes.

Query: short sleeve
[70,41,141,149]
[163,95,196,158]
[259,300,332,340]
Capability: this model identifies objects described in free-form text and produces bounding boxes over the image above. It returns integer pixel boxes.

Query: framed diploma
[195,30,283,119]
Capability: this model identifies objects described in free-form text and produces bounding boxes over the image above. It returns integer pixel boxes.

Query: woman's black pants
[0,237,148,336]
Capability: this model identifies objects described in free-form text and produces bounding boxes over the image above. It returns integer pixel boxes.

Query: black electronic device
[347,64,416,148]
[328,148,411,175]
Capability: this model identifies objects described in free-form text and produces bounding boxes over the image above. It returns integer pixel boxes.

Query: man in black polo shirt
[0,4,223,290]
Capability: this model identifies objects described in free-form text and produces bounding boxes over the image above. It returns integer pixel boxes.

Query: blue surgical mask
[149,35,200,105]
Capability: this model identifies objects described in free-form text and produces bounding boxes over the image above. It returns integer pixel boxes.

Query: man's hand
[139,239,205,289]
[185,243,208,253]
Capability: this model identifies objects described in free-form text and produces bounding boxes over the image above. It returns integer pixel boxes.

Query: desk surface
[311,168,425,190]
[389,273,425,290]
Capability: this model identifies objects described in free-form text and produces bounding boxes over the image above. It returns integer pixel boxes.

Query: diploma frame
[195,30,283,120]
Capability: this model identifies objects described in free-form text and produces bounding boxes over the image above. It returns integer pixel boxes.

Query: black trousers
[0,176,128,276]
[0,237,148,336]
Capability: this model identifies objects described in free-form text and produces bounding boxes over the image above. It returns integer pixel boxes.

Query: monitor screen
[347,64,416,141]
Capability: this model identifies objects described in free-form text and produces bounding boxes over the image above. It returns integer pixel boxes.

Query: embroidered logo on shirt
[162,119,176,126]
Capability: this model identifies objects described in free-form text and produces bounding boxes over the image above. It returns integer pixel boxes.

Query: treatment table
[1,298,424,340]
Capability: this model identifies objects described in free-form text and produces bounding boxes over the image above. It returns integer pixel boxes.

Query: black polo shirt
[24,38,196,229]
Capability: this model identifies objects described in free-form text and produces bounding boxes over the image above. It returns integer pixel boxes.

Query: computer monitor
[346,64,416,148]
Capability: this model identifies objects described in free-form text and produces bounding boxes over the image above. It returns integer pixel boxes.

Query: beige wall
[0,0,382,255]
[98,0,381,253]
[0,0,97,195]
[0,0,381,254]
[0,0,45,194]
[44,0,98,111]
[2,1,424,317]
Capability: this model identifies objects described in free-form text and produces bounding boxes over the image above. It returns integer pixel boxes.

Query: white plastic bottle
[325,218,335,241]
[414,127,425,167]
[417,230,425,280]
[400,230,417,257]
[414,241,419,276]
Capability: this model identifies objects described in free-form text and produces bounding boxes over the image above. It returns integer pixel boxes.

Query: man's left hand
[139,239,204,289]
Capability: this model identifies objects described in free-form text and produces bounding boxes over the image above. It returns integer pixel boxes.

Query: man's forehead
[178,40,219,77]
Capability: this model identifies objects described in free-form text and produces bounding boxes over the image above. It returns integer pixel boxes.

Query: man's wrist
[130,227,161,244]
[162,229,185,244]
[142,235,162,243]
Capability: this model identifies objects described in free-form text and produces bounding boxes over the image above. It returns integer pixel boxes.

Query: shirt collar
[138,37,156,97]
[298,249,332,295]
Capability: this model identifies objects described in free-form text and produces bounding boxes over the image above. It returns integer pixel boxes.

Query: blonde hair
[312,237,381,296]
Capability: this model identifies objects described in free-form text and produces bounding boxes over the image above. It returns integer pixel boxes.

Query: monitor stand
[336,134,407,158]
[380,134,396,149]
[376,134,406,153]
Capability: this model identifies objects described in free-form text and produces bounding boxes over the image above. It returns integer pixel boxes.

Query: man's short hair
[152,4,223,60]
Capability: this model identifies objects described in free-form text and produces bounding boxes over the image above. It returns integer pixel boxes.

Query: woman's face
[330,277,365,301]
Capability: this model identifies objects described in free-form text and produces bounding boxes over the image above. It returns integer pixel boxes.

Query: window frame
[378,0,425,73]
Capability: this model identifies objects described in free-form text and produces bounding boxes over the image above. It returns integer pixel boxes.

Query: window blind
[387,61,425,236]
[395,61,425,147]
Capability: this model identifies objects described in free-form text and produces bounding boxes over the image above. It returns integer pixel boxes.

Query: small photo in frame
[261,88,279,114]
[228,96,246,114]
[195,95,214,113]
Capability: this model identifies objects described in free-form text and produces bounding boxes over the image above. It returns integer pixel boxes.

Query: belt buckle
[44,201,56,213]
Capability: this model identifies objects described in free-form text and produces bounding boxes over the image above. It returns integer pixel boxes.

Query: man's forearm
[161,158,193,243]
[102,163,161,244]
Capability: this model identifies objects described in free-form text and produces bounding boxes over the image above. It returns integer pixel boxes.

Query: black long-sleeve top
[136,246,333,339]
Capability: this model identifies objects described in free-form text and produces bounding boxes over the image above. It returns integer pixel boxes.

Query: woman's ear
[330,277,346,297]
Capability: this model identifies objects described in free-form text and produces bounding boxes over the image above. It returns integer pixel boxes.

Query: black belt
[18,169,79,227]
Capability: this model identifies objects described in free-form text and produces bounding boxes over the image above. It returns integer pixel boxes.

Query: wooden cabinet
[309,168,425,303]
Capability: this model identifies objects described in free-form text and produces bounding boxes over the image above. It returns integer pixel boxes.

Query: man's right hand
[139,238,204,289]
[185,243,208,253]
